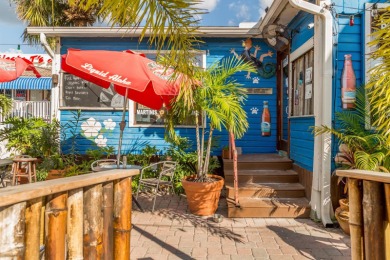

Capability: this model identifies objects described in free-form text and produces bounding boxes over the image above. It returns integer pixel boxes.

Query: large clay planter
[182,175,224,216]
[335,206,350,235]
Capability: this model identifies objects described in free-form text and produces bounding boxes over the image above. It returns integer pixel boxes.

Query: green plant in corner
[312,86,390,172]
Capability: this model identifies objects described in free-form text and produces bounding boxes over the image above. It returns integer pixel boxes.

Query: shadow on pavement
[133,225,196,260]
[267,225,350,259]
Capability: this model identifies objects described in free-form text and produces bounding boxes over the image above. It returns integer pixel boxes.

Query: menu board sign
[61,73,124,108]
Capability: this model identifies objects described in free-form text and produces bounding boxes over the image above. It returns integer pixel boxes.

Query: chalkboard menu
[61,73,124,108]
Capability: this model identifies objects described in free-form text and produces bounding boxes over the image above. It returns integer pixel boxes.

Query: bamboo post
[384,184,390,259]
[103,182,114,260]
[348,178,363,260]
[83,184,103,259]
[0,202,26,258]
[67,188,83,260]
[45,192,68,260]
[114,177,132,259]
[25,198,42,259]
[363,180,384,259]
[385,184,390,221]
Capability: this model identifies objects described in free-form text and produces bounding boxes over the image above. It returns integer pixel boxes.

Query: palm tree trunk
[202,127,214,180]
[195,112,202,178]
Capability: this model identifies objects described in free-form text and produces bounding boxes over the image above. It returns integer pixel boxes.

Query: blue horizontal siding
[289,117,314,171]
[60,36,278,155]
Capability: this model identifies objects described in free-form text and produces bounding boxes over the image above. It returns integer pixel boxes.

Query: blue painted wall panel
[60,37,278,155]
[289,117,315,171]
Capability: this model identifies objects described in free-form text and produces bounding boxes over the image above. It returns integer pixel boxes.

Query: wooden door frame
[276,50,290,154]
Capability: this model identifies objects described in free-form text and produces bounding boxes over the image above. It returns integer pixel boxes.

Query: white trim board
[290,37,314,62]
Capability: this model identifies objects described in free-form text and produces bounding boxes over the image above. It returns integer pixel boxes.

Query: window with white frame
[290,49,314,116]
[128,51,206,127]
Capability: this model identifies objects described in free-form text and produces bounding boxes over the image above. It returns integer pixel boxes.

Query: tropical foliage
[0,94,12,117]
[15,0,203,109]
[12,0,104,44]
[313,87,390,172]
[0,117,52,155]
[367,6,390,146]
[166,57,256,181]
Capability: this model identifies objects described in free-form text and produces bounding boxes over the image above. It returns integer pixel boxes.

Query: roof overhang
[255,0,301,31]
[27,26,264,38]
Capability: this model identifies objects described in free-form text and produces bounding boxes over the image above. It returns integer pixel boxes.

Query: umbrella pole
[117,88,128,168]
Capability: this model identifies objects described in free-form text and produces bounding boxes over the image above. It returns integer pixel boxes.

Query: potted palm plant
[167,57,255,216]
[313,86,390,234]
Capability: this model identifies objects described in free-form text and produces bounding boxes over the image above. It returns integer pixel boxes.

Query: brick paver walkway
[131,193,351,260]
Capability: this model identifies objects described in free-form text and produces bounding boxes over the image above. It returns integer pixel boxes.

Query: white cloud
[229,2,252,22]
[195,0,220,12]
[0,2,22,25]
[259,0,274,17]
[228,20,236,26]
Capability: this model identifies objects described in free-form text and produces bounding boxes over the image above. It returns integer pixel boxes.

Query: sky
[0,0,273,54]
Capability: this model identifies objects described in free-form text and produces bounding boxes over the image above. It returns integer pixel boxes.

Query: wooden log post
[363,180,384,260]
[67,188,83,260]
[384,184,390,259]
[83,184,103,259]
[103,182,114,260]
[45,192,68,260]
[25,198,42,259]
[0,202,26,259]
[385,184,390,221]
[348,178,363,260]
[114,177,132,260]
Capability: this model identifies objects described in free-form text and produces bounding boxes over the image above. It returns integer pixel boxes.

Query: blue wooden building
[27,0,388,223]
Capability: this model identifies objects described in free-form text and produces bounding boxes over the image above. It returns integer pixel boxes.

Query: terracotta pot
[335,207,350,235]
[339,198,349,211]
[182,175,224,216]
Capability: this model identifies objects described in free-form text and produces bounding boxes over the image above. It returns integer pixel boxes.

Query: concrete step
[227,197,311,218]
[224,169,299,183]
[225,182,306,198]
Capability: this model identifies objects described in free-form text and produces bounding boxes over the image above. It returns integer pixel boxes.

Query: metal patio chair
[136,161,177,212]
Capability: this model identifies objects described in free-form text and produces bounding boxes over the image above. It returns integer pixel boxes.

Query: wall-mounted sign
[243,88,273,95]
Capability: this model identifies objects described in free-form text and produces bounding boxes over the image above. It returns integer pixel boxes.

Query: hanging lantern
[349,16,355,26]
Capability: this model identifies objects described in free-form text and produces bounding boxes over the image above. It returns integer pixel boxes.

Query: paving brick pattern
[131,193,351,260]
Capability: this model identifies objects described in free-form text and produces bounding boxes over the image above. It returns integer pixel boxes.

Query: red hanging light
[349,15,355,26]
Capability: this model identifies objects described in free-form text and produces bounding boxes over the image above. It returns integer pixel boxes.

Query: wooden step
[224,169,299,183]
[227,197,311,218]
[223,154,293,171]
[225,183,306,198]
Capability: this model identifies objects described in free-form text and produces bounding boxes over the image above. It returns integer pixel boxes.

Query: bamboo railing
[0,169,138,259]
[336,169,390,260]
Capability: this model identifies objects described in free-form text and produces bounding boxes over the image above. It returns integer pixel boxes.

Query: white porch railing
[0,101,51,122]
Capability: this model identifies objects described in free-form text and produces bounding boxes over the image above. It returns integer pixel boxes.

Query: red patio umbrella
[61,49,182,163]
[0,57,41,82]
